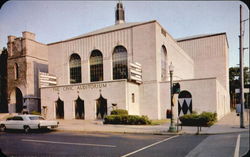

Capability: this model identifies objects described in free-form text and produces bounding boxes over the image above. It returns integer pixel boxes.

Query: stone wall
[160,77,230,120]
[41,80,129,120]
[7,32,48,113]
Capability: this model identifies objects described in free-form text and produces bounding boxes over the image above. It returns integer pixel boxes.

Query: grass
[151,119,169,125]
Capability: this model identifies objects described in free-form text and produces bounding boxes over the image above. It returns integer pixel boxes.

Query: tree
[229,67,249,92]
[0,47,8,113]
[229,67,250,108]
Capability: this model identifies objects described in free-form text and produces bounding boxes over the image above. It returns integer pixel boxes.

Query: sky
[0,0,249,67]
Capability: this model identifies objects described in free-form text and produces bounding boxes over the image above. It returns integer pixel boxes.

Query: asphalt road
[185,131,249,157]
[0,130,248,157]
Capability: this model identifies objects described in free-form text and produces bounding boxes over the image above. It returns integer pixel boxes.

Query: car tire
[0,124,6,132]
[24,125,30,134]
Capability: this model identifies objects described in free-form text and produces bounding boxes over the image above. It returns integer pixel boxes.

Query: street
[0,130,248,157]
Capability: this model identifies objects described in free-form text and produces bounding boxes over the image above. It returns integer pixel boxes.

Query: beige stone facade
[40,20,229,120]
[7,32,48,113]
[6,3,230,120]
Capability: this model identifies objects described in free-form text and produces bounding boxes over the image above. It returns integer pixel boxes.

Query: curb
[55,127,249,135]
[198,129,250,135]
[56,128,180,135]
[177,128,249,135]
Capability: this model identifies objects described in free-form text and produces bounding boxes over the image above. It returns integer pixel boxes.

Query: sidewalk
[57,119,170,134]
[179,110,250,135]
[57,110,250,135]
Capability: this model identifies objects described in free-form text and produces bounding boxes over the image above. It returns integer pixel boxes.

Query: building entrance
[15,88,23,113]
[55,98,64,119]
[96,95,107,119]
[75,97,85,119]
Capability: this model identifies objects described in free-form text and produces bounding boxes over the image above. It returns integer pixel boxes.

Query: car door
[27,116,39,129]
[4,117,14,129]
[11,116,25,129]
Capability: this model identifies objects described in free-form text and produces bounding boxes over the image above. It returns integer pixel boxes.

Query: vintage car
[0,115,59,133]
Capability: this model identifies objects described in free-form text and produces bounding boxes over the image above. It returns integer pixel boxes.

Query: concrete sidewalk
[57,119,170,134]
[57,110,250,135]
[179,110,250,135]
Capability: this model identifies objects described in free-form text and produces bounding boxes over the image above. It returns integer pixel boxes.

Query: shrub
[192,111,198,115]
[179,113,199,126]
[104,115,151,125]
[179,112,217,127]
[199,112,217,126]
[30,111,41,115]
[111,109,128,115]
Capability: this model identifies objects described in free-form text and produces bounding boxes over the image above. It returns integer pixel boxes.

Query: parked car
[0,115,59,133]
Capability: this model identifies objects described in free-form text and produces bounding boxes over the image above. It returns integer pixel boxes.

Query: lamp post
[168,62,176,132]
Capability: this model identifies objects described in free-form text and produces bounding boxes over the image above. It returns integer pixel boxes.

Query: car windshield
[29,116,45,120]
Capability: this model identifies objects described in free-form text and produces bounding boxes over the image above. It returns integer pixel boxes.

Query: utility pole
[239,5,245,128]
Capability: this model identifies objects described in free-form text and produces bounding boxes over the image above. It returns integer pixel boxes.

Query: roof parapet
[22,31,36,40]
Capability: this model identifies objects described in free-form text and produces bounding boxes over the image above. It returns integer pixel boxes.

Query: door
[56,98,64,119]
[96,95,107,119]
[15,88,23,113]
[9,116,24,129]
[75,97,85,119]
[178,90,192,116]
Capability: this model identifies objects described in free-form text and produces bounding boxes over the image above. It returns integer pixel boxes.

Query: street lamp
[168,62,176,132]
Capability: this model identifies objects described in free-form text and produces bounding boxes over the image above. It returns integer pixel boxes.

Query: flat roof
[176,32,229,48]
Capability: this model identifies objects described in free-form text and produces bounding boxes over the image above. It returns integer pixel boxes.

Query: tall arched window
[161,46,167,81]
[69,53,82,84]
[112,46,128,80]
[90,50,103,82]
[14,63,19,80]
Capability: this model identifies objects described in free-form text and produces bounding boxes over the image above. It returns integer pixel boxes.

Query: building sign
[130,62,142,84]
[39,72,57,88]
[52,83,108,92]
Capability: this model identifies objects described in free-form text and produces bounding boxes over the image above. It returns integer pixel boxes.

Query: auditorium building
[6,2,230,120]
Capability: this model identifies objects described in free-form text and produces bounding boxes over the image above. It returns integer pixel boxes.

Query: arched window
[112,46,128,80]
[69,53,82,84]
[161,46,167,81]
[14,63,19,80]
[90,50,103,82]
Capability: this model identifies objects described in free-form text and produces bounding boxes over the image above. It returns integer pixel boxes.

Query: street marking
[234,134,241,157]
[120,135,179,157]
[21,139,116,148]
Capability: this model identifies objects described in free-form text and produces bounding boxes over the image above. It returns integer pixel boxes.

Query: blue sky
[0,0,249,67]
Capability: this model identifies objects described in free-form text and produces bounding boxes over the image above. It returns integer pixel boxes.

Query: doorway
[15,88,23,113]
[75,97,85,119]
[96,95,107,119]
[178,90,192,116]
[55,98,64,119]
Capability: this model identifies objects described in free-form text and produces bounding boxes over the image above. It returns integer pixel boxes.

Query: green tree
[0,47,8,113]
[229,67,249,92]
[229,67,250,108]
